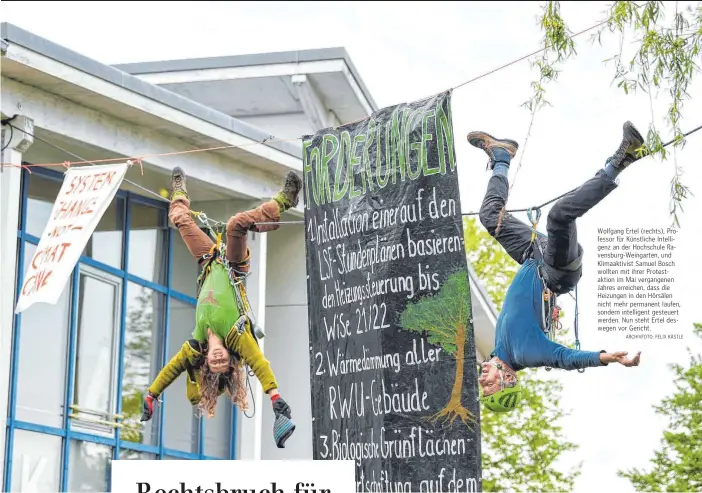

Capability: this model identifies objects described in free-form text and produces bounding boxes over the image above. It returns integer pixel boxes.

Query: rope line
[2,123,172,204]
[0,16,613,170]
[2,122,701,229]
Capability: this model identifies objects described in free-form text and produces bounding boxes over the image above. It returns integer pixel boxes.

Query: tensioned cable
[4,122,700,228]
[0,16,613,172]
[2,11,699,227]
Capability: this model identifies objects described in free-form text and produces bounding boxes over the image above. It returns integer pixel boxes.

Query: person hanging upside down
[140,167,303,448]
[469,122,644,414]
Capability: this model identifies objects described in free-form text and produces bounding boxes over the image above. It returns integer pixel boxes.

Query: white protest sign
[15,163,129,314]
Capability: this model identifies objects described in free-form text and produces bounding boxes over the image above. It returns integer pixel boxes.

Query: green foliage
[526,1,577,115]
[480,370,580,493]
[617,322,702,492]
[512,1,577,190]
[399,271,471,356]
[533,1,701,227]
[464,217,581,492]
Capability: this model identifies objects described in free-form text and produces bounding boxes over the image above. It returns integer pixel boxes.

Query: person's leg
[226,171,303,272]
[168,167,214,262]
[544,121,645,269]
[469,131,534,265]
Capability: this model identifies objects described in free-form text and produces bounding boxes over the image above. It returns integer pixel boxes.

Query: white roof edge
[113,47,379,112]
[0,22,303,160]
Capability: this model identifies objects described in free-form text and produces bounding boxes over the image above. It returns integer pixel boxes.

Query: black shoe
[171,167,188,201]
[608,121,645,171]
[467,131,519,169]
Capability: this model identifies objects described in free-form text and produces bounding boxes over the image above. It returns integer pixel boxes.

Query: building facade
[1,23,497,492]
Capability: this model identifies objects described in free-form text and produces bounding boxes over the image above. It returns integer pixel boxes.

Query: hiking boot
[274,171,303,211]
[607,121,645,171]
[171,166,188,202]
[467,131,519,169]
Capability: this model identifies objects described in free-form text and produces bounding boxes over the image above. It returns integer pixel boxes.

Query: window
[5,168,238,493]
[121,283,165,446]
[163,299,199,453]
[128,203,167,284]
[67,441,111,492]
[9,431,63,492]
[14,243,71,428]
[24,173,62,238]
[204,397,232,459]
[83,196,125,269]
[119,450,157,460]
[71,267,122,437]
[171,229,200,298]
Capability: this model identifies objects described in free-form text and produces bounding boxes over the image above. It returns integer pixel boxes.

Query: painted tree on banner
[399,271,475,427]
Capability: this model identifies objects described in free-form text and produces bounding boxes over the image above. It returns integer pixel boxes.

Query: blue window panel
[8,429,63,491]
[114,199,131,461]
[161,448,203,460]
[169,290,198,306]
[119,440,160,455]
[14,242,71,429]
[5,166,239,492]
[67,439,112,492]
[68,430,118,448]
[119,282,166,450]
[12,420,67,438]
[128,201,168,285]
[60,266,81,492]
[15,233,195,303]
[159,230,173,461]
[3,168,31,492]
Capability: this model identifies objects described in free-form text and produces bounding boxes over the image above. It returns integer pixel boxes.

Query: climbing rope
[3,120,701,230]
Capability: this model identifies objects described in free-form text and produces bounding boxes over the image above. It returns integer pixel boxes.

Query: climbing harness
[521,208,584,373]
[193,211,267,417]
[194,211,265,342]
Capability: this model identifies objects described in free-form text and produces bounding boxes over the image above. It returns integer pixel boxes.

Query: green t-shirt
[193,261,241,342]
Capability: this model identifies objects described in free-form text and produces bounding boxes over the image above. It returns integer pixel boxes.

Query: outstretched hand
[615,351,641,367]
[601,351,641,367]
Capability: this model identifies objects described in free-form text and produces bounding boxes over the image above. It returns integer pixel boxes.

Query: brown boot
[273,171,303,211]
[171,167,189,203]
[467,131,519,169]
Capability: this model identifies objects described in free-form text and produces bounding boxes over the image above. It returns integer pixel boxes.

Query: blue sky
[3,1,701,491]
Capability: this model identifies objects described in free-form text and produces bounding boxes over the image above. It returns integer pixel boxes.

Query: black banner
[303,91,481,492]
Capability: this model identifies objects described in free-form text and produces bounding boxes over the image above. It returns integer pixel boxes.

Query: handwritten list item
[303,92,481,492]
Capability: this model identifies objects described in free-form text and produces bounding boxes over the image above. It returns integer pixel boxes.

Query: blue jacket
[492,259,604,372]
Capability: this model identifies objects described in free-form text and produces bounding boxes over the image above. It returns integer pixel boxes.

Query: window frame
[70,264,123,439]
[3,166,239,492]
